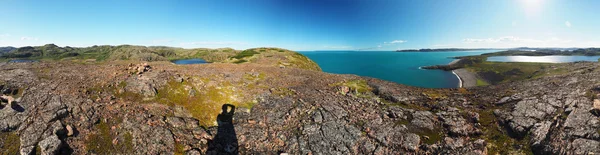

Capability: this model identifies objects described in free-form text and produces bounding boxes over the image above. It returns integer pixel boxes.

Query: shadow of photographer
[206,104,239,155]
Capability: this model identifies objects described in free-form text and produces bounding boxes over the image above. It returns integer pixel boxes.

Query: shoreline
[452,68,477,88]
[448,59,460,66]
[448,59,477,88]
[452,70,463,88]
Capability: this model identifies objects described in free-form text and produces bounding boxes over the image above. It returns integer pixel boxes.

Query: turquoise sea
[299,50,498,88]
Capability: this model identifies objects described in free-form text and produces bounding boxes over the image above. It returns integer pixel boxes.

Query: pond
[487,56,600,63]
[172,59,208,64]
[9,59,38,63]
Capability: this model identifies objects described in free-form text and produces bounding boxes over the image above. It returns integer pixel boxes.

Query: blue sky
[0,0,599,50]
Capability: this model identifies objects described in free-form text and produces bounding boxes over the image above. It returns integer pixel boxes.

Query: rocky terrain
[0,47,599,154]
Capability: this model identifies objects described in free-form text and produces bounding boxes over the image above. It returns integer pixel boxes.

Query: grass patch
[271,87,295,97]
[174,141,185,155]
[285,53,321,71]
[477,109,533,155]
[476,79,489,86]
[422,90,448,100]
[230,50,259,59]
[233,59,247,64]
[0,131,21,155]
[156,80,244,127]
[464,60,570,84]
[330,79,373,94]
[85,119,133,154]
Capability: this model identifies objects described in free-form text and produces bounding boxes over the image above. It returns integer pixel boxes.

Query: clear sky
[0,0,599,50]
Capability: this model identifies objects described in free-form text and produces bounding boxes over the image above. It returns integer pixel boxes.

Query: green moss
[85,119,133,154]
[233,59,248,64]
[0,131,21,155]
[585,90,598,101]
[331,79,373,94]
[174,141,185,155]
[416,129,443,145]
[477,109,534,155]
[156,80,243,127]
[465,60,571,84]
[117,81,127,88]
[285,53,322,71]
[243,72,265,81]
[422,90,448,100]
[230,50,259,59]
[476,79,489,86]
[395,119,410,126]
[271,87,295,97]
[35,145,41,155]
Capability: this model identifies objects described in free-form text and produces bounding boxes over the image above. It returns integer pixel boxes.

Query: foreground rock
[0,60,598,154]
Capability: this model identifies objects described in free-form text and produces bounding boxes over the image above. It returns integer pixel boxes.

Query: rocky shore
[1,49,600,154]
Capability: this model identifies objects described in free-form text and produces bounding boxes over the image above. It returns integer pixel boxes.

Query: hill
[0,46,15,54]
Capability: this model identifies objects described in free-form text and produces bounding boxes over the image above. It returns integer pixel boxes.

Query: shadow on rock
[206,104,239,155]
[10,102,25,112]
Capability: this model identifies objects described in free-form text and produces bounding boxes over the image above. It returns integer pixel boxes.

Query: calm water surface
[300,50,498,88]
[9,59,37,63]
[172,59,208,64]
[487,56,600,63]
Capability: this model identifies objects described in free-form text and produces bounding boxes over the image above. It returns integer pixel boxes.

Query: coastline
[448,59,460,66]
[452,70,463,88]
[452,68,477,88]
[448,59,477,88]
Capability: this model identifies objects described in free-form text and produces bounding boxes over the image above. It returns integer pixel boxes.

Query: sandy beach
[452,68,477,88]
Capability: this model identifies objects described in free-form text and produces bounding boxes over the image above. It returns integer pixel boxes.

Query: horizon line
[1,43,599,51]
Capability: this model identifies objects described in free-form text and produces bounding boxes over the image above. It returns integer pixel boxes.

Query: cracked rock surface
[0,61,599,154]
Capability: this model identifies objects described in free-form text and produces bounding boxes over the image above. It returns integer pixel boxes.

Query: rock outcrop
[0,60,598,154]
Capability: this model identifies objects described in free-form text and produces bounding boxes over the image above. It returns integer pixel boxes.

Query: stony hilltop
[0,45,599,154]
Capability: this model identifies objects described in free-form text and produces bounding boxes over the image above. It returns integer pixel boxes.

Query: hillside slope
[0,49,599,154]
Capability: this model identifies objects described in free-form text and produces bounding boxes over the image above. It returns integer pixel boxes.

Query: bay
[299,50,498,88]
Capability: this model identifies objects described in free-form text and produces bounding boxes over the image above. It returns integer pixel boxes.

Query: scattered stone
[590,99,600,116]
[66,125,74,136]
[39,135,62,155]
[0,95,14,105]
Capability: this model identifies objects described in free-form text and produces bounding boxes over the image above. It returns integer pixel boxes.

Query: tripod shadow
[206,104,239,155]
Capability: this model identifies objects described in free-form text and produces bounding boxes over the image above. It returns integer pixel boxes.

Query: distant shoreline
[396,48,498,52]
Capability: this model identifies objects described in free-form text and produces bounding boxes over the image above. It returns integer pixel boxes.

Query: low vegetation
[0,44,239,62]
[155,79,250,127]
[230,49,260,59]
[85,119,133,154]
[0,131,20,155]
[331,79,373,95]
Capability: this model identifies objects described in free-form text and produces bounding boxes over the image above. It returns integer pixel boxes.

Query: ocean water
[172,59,208,64]
[299,50,498,88]
[487,55,600,63]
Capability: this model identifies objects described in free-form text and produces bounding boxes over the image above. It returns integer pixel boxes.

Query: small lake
[172,59,208,64]
[487,56,600,63]
[9,59,37,63]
